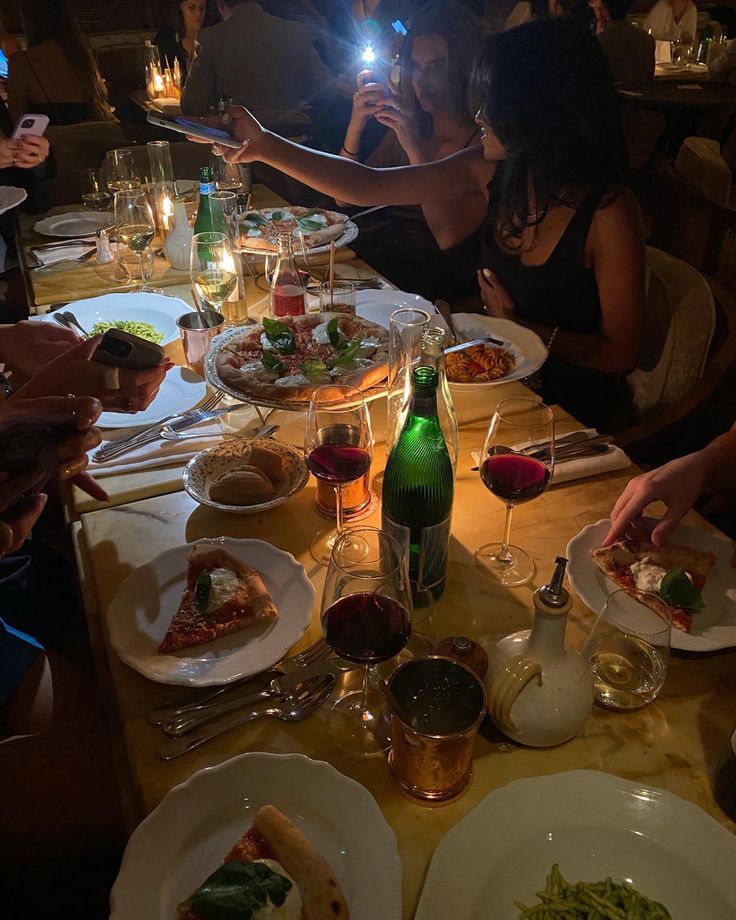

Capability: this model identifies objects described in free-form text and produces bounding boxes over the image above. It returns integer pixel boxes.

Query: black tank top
[480,178,630,430]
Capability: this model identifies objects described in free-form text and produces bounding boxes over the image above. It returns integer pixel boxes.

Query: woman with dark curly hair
[154,0,213,80]
[204,19,645,428]
[337,2,486,302]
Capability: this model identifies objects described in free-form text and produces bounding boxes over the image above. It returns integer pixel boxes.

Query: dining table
[18,180,736,918]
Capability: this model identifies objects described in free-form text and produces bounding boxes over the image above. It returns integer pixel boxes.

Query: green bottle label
[199,181,216,196]
[381,512,451,593]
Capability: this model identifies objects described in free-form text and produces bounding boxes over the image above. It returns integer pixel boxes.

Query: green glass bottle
[193,165,226,236]
[382,365,454,599]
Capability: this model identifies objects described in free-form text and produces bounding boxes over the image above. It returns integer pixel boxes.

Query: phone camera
[103,338,133,358]
[21,118,34,128]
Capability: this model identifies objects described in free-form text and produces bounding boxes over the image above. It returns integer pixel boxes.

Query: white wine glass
[190,231,238,314]
[105,148,141,192]
[114,189,156,284]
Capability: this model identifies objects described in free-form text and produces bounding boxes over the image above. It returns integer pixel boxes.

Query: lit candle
[161,193,174,232]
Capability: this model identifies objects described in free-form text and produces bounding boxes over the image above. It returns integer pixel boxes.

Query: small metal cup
[387,656,487,804]
[177,310,225,378]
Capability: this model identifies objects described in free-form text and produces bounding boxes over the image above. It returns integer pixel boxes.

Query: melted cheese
[630,558,693,595]
[260,332,276,351]
[252,860,302,920]
[312,320,332,345]
[206,567,239,614]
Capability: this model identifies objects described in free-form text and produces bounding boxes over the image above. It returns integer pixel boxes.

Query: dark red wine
[323,593,410,663]
[481,452,550,504]
[307,444,372,484]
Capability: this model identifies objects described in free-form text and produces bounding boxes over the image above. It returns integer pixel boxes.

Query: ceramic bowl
[183,438,309,514]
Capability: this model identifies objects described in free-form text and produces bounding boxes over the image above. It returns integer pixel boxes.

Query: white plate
[97,365,206,429]
[0,185,27,216]
[110,751,402,920]
[107,537,314,686]
[566,518,736,652]
[446,314,548,388]
[355,288,437,330]
[33,210,114,238]
[416,770,736,920]
[39,290,193,345]
[238,207,358,256]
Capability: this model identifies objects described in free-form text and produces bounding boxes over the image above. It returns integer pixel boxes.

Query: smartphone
[12,114,50,139]
[146,111,242,148]
[93,329,165,370]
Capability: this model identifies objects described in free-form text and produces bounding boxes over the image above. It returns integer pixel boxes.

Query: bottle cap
[537,556,570,609]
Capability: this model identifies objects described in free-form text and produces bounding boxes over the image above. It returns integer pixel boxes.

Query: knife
[445,336,505,353]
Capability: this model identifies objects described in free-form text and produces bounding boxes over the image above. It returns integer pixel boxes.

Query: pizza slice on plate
[589,539,717,633]
[178,804,349,920]
[158,543,278,653]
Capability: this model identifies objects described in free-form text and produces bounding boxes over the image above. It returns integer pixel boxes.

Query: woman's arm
[222,107,492,206]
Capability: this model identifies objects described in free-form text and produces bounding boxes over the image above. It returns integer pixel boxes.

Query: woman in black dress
[154,0,210,79]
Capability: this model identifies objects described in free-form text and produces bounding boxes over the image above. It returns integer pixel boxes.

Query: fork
[148,637,331,724]
[93,389,224,462]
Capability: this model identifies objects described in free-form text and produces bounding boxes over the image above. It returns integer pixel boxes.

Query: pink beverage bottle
[270,230,306,317]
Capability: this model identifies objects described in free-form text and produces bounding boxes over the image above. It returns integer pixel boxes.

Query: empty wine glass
[321,526,412,754]
[105,148,141,192]
[475,397,555,586]
[190,231,238,315]
[582,590,671,710]
[305,385,373,565]
[80,169,112,211]
[114,189,155,283]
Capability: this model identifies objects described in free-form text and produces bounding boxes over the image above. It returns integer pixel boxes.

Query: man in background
[592,0,655,82]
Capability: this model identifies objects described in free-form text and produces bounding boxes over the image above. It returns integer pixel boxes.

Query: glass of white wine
[114,189,156,284]
[582,589,671,711]
[190,231,238,316]
[105,148,141,192]
[81,169,113,211]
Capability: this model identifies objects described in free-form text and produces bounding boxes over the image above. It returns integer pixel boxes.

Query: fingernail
[39,493,48,507]
[483,269,493,278]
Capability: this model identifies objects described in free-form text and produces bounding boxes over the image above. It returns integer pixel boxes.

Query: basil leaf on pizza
[301,358,328,378]
[194,570,211,613]
[243,212,267,226]
[262,317,296,354]
[184,860,292,920]
[297,218,323,233]
[328,339,361,368]
[659,566,705,610]
[261,351,285,374]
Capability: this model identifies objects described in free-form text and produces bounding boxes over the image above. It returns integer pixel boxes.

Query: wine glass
[114,189,156,284]
[305,384,373,565]
[582,589,671,710]
[190,231,238,316]
[80,169,112,211]
[321,526,412,754]
[212,155,243,193]
[105,148,141,192]
[475,397,554,586]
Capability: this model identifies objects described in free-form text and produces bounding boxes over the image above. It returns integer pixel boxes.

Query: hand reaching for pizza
[604,452,710,548]
[478,267,516,319]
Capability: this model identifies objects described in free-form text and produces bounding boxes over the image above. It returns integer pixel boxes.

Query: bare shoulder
[590,186,644,253]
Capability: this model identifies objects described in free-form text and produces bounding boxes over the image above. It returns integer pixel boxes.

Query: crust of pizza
[158,544,277,653]
[253,805,350,920]
[213,312,389,403]
[589,540,716,633]
[239,207,348,252]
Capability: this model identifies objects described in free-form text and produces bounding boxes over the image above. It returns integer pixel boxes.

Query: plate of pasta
[446,315,547,389]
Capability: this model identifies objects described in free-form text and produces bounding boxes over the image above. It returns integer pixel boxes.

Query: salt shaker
[96,227,115,264]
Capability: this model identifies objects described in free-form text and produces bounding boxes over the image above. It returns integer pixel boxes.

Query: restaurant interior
[1,0,736,918]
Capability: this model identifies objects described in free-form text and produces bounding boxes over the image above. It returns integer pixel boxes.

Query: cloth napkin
[470,429,631,486]
[31,242,95,268]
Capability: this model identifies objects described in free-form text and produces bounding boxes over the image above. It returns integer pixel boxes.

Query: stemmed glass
[80,169,112,211]
[321,526,412,754]
[475,397,555,586]
[114,189,156,285]
[190,231,238,316]
[105,148,141,192]
[305,385,373,565]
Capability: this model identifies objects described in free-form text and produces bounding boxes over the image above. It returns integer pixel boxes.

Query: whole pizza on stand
[207,312,390,405]
[238,207,352,252]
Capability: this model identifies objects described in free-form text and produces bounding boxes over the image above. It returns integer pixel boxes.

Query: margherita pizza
[239,207,349,252]
[212,312,389,403]
[589,539,717,633]
[158,543,278,653]
[178,804,349,920]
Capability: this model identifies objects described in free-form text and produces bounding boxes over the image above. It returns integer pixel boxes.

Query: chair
[615,249,736,461]
[650,159,736,292]
[47,121,127,206]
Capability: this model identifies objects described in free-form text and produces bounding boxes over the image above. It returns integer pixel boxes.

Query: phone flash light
[361,46,376,64]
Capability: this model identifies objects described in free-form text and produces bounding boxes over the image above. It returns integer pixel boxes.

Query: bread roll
[247,445,284,487]
[208,466,274,505]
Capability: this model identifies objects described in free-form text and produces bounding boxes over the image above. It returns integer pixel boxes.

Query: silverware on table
[470,434,616,471]
[444,336,506,353]
[434,298,458,342]
[161,657,358,736]
[148,637,331,724]
[31,249,96,270]
[61,310,90,337]
[156,675,335,760]
[93,390,224,462]
[160,421,279,442]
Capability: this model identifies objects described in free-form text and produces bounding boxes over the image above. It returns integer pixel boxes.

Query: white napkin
[31,242,95,267]
[89,419,226,476]
[470,429,631,485]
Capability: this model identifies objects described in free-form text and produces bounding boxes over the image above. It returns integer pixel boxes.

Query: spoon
[61,311,90,337]
[54,313,74,331]
[156,675,335,760]
[160,422,279,442]
[434,298,459,343]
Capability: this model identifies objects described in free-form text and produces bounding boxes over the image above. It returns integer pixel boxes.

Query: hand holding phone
[146,111,243,148]
[12,114,50,139]
[92,328,165,370]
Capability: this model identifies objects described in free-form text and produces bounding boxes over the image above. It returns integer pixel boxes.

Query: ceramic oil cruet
[162,196,194,270]
[485,556,594,747]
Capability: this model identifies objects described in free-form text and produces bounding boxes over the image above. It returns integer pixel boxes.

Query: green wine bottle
[193,165,227,236]
[382,365,454,599]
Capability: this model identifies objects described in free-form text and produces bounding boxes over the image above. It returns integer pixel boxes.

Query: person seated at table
[154,0,208,81]
[205,19,644,430]
[644,0,697,42]
[505,0,586,30]
[181,0,340,124]
[591,0,655,83]
[604,422,736,546]
[7,0,115,125]
[336,3,486,303]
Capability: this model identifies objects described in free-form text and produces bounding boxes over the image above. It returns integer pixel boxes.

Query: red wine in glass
[307,444,372,484]
[322,592,411,663]
[480,451,551,504]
